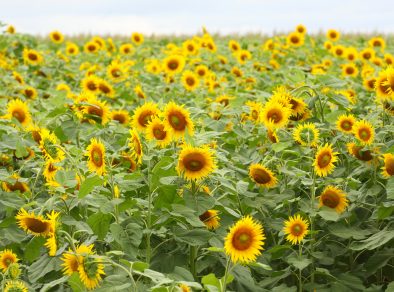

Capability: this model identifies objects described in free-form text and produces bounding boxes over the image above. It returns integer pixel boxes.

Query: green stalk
[189,245,198,281]
[220,258,232,292]
[298,244,303,292]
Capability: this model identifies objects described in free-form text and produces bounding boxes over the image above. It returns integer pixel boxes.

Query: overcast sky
[1,0,393,36]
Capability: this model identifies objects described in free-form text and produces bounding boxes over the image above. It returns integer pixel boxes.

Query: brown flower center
[12,109,26,123]
[318,152,332,168]
[291,223,304,236]
[169,112,186,131]
[321,191,340,208]
[252,168,271,184]
[25,218,50,233]
[232,228,252,250]
[91,148,103,167]
[183,153,205,172]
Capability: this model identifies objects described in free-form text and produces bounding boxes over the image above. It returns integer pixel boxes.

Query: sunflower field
[0,23,394,292]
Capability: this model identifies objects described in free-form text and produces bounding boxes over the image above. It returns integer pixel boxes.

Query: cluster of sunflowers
[0,22,393,291]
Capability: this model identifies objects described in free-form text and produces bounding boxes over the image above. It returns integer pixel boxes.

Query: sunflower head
[342,63,358,77]
[181,70,200,91]
[224,216,265,264]
[131,32,144,45]
[287,32,304,47]
[128,129,143,164]
[261,101,291,129]
[283,214,309,245]
[327,29,340,42]
[15,208,51,236]
[249,164,277,188]
[145,117,172,148]
[78,255,105,290]
[347,143,374,162]
[313,144,338,177]
[163,102,194,139]
[23,48,43,65]
[86,138,106,176]
[6,99,31,127]
[293,123,319,147]
[199,210,220,230]
[39,129,65,162]
[163,55,185,75]
[132,102,160,131]
[336,114,356,134]
[177,145,216,181]
[319,186,348,214]
[353,120,375,145]
[49,31,64,44]
[4,280,28,292]
[381,153,394,178]
[0,249,18,272]
[111,109,130,125]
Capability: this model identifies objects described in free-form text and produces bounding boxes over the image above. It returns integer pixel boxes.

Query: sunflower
[363,77,376,91]
[6,25,15,34]
[163,102,194,139]
[228,40,241,52]
[119,43,134,55]
[375,71,392,101]
[296,24,307,34]
[84,41,99,53]
[6,99,31,127]
[132,102,160,132]
[384,53,394,65]
[129,129,143,164]
[163,55,185,75]
[0,249,18,272]
[293,123,319,147]
[245,101,263,123]
[177,145,216,181]
[194,64,209,78]
[23,48,43,65]
[61,244,94,276]
[131,32,144,45]
[49,31,64,44]
[98,79,115,98]
[78,255,105,290]
[22,86,37,99]
[287,32,304,47]
[4,280,28,292]
[336,114,356,134]
[15,208,51,236]
[249,164,277,188]
[381,66,394,96]
[39,129,65,162]
[45,211,60,256]
[215,95,234,107]
[145,117,172,148]
[224,216,265,264]
[111,109,130,125]
[283,214,309,245]
[81,75,100,94]
[86,138,106,175]
[236,49,252,64]
[145,59,162,74]
[2,174,29,193]
[231,66,243,78]
[43,160,62,182]
[360,48,375,61]
[181,70,200,91]
[332,45,346,58]
[342,63,358,77]
[313,144,339,177]
[261,101,291,129]
[82,96,111,125]
[267,129,279,143]
[183,39,199,55]
[199,210,220,230]
[369,37,385,51]
[318,186,348,214]
[107,61,127,83]
[347,143,374,162]
[381,153,394,178]
[353,120,374,145]
[179,284,191,292]
[326,29,340,42]
[12,71,24,85]
[66,42,80,55]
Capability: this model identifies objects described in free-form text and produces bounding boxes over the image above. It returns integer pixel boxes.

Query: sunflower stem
[189,245,198,281]
[309,170,316,289]
[221,257,232,292]
[298,244,303,292]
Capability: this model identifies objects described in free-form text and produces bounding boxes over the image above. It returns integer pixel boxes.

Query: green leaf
[174,229,213,246]
[87,212,112,240]
[387,177,394,200]
[287,256,312,270]
[132,261,149,272]
[365,249,394,276]
[68,272,85,292]
[40,276,68,292]
[318,207,340,221]
[28,255,61,282]
[202,273,221,290]
[328,224,371,240]
[24,236,46,263]
[350,229,394,250]
[78,175,103,198]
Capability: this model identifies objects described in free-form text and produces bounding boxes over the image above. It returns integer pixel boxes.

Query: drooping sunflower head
[283,214,309,245]
[23,48,43,65]
[163,102,194,139]
[6,99,32,127]
[293,123,319,147]
[145,117,172,148]
[249,164,277,188]
[61,244,94,276]
[326,29,340,42]
[82,95,111,125]
[4,280,28,292]
[199,210,220,230]
[336,114,356,134]
[131,32,144,45]
[15,208,51,236]
[128,129,143,164]
[224,216,265,264]
[98,79,115,98]
[86,138,106,176]
[132,102,160,132]
[39,129,65,162]
[163,55,185,75]
[381,153,394,178]
[43,160,62,182]
[313,143,338,177]
[49,30,64,44]
[78,255,105,290]
[346,143,374,162]
[2,174,29,193]
[318,186,348,214]
[261,101,292,129]
[181,70,200,91]
[177,144,216,181]
[0,249,18,272]
[353,120,375,145]
[111,109,130,125]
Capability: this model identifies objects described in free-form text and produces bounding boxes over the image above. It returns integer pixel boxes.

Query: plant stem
[309,170,316,288]
[299,244,303,292]
[189,245,198,280]
[221,258,232,292]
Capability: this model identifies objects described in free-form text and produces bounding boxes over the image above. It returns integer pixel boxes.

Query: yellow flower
[119,43,134,55]
[23,48,43,65]
[2,174,29,193]
[313,144,339,177]
[353,120,375,145]
[224,216,265,264]
[381,153,394,178]
[283,214,309,245]
[131,32,144,45]
[369,37,386,51]
[293,123,319,147]
[177,145,216,181]
[6,99,32,127]
[336,114,356,134]
[346,143,374,162]
[326,29,340,42]
[22,86,37,99]
[84,41,99,53]
[81,75,100,94]
[111,109,130,125]
[66,42,80,55]
[82,95,111,125]
[6,25,16,34]
[0,249,18,272]
[163,55,185,75]
[107,61,127,83]
[129,129,143,164]
[163,102,194,139]
[98,78,115,98]
[199,210,220,230]
[261,101,291,129]
[145,117,172,148]
[360,48,375,61]
[49,30,64,44]
[43,160,62,182]
[342,63,358,77]
[86,138,106,176]
[181,70,200,91]
[78,254,105,290]
[4,280,28,292]
[61,244,93,276]
[287,32,304,47]
[319,186,348,214]
[296,24,307,34]
[132,102,160,132]
[249,164,277,188]
[39,129,65,162]
[15,208,52,236]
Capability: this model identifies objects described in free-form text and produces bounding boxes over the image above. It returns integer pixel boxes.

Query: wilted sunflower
[293,123,319,147]
[82,96,111,125]
[129,129,143,164]
[6,99,32,127]
[15,208,51,236]
[353,120,374,145]
[249,164,277,188]
[283,214,309,245]
[381,153,394,178]
[61,244,94,276]
[199,210,220,230]
[78,254,105,290]
[145,117,172,148]
[342,63,358,77]
[336,114,356,134]
[313,144,338,177]
[177,145,216,181]
[131,32,144,45]
[39,129,65,162]
[111,109,130,125]
[43,160,62,182]
[23,48,43,65]
[0,249,18,272]
[163,102,194,139]
[261,101,291,129]
[163,55,185,75]
[326,29,340,42]
[224,216,265,264]
[132,102,160,132]
[4,280,28,292]
[86,138,106,175]
[319,186,348,214]
[181,70,200,91]
[49,30,64,44]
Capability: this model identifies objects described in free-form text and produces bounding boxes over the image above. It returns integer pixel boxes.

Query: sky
[1,0,393,36]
